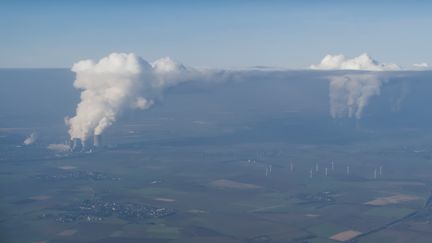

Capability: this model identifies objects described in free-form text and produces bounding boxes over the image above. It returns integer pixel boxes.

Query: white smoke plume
[328,74,383,119]
[66,53,191,143]
[391,81,410,112]
[47,143,71,152]
[311,53,399,119]
[23,132,37,145]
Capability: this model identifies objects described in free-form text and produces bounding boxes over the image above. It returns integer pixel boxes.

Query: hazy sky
[1,0,431,68]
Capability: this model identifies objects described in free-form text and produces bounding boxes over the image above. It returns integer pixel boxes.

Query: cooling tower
[93,135,101,147]
[71,138,82,152]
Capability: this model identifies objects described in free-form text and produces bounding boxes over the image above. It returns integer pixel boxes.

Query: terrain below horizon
[2,69,432,242]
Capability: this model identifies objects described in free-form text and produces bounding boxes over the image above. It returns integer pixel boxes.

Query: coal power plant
[70,135,102,152]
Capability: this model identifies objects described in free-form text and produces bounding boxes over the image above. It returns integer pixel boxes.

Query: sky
[0,0,431,68]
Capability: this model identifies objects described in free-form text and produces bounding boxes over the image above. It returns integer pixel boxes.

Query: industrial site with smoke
[64,53,200,151]
[4,2,432,242]
[61,52,429,152]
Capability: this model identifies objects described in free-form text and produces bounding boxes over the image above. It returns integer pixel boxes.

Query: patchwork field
[2,118,432,243]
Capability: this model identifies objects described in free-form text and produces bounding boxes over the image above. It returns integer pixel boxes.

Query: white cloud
[310,53,400,71]
[412,63,430,70]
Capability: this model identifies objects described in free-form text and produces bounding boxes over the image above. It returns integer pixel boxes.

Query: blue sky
[1,0,431,68]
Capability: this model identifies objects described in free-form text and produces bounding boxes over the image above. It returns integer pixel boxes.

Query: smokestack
[93,134,101,147]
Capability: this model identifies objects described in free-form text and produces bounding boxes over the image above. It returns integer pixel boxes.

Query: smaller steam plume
[23,132,37,145]
[391,81,410,112]
[311,53,399,119]
[328,74,382,119]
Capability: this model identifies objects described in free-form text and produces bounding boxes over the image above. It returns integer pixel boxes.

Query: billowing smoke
[23,132,37,145]
[66,53,190,143]
[311,53,399,119]
[328,74,383,119]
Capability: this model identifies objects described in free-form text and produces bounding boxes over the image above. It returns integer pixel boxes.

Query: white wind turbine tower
[374,168,377,179]
[331,161,335,171]
[379,166,383,176]
[309,168,313,178]
[325,167,328,177]
[346,165,350,176]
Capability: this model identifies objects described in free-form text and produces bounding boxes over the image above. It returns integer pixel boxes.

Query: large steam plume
[66,53,190,143]
[311,53,399,119]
